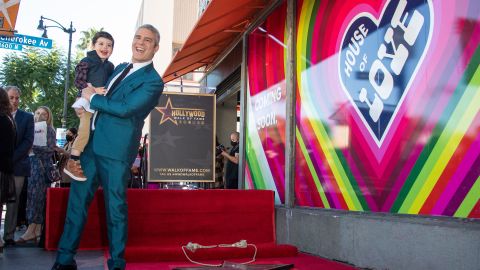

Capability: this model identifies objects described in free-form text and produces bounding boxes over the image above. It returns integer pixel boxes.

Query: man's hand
[81,83,96,101]
[94,87,107,95]
[221,150,239,164]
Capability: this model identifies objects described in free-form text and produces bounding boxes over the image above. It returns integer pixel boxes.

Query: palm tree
[76,27,104,52]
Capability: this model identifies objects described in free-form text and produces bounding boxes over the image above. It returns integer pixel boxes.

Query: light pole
[37,16,76,128]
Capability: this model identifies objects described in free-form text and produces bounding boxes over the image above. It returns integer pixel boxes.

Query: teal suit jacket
[90,62,164,163]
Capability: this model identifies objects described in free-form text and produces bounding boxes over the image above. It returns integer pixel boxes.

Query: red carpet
[121,253,359,270]
[47,189,358,269]
[46,189,297,259]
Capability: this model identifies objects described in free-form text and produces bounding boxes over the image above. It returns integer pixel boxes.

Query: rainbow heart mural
[339,0,432,145]
[246,0,480,218]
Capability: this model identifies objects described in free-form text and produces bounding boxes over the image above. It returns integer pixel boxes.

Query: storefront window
[294,0,480,218]
[246,2,287,204]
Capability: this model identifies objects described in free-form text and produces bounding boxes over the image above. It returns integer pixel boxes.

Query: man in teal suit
[52,24,164,270]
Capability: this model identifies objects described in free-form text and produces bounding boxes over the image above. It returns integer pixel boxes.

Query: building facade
[136,0,202,93]
[172,1,480,269]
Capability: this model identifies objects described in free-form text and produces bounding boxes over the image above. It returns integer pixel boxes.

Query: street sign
[0,40,21,51]
[0,33,52,49]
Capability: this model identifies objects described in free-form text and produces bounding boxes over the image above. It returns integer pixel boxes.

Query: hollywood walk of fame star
[150,131,183,147]
[156,97,178,125]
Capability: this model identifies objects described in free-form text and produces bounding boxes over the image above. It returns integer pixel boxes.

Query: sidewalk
[0,246,104,270]
[0,205,103,270]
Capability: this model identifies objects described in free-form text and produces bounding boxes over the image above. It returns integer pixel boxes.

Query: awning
[162,0,273,83]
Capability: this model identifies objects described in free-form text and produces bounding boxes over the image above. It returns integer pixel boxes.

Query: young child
[64,31,115,181]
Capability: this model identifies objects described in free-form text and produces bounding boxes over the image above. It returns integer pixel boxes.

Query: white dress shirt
[90,61,153,130]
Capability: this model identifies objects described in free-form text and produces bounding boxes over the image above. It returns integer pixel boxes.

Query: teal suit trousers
[56,141,130,270]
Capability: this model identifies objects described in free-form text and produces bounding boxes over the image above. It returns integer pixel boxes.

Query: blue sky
[0,0,143,65]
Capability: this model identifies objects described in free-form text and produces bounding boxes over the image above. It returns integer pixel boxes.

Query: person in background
[56,128,78,187]
[3,86,34,247]
[64,31,115,181]
[0,87,17,253]
[221,131,240,189]
[16,106,56,244]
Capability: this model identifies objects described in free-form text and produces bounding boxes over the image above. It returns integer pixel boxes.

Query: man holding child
[52,24,164,270]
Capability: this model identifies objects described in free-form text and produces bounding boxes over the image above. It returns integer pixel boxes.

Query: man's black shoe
[3,239,15,246]
[51,262,77,270]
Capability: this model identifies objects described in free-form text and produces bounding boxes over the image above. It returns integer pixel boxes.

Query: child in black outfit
[64,31,115,181]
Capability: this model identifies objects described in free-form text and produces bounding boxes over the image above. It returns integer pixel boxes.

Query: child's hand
[75,107,85,118]
[74,108,85,118]
[94,87,107,95]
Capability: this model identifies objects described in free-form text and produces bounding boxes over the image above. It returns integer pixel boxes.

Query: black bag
[44,156,62,184]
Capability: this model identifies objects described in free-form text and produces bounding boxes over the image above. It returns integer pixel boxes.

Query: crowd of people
[0,86,74,251]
